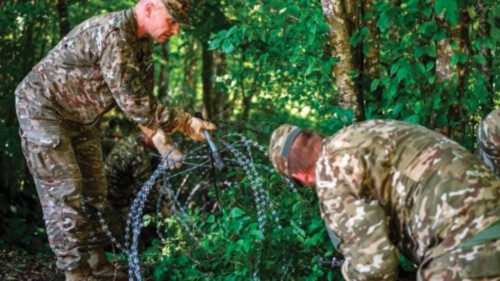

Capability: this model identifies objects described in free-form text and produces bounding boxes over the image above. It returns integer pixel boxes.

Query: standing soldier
[15,0,215,280]
[477,108,500,177]
[269,120,499,280]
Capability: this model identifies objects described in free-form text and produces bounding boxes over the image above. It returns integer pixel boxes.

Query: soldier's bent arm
[100,30,184,132]
[316,148,399,281]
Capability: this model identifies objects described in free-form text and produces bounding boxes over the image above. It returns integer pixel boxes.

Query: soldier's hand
[178,115,217,142]
[150,129,184,169]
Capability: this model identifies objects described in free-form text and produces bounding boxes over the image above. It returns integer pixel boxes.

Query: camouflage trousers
[17,117,108,271]
[418,239,500,281]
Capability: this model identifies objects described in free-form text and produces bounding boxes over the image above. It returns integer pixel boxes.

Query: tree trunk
[202,47,214,119]
[213,52,228,120]
[158,42,169,101]
[436,16,467,138]
[21,13,35,78]
[56,0,70,38]
[182,38,198,113]
[476,0,493,116]
[362,0,378,79]
[241,62,257,121]
[321,0,363,120]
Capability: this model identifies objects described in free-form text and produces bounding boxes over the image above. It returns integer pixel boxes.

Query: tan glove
[138,125,184,169]
[168,111,217,142]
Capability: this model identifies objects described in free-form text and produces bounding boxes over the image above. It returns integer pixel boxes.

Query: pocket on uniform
[21,131,66,180]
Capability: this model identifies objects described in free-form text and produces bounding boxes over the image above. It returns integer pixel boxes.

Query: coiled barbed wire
[91,134,300,280]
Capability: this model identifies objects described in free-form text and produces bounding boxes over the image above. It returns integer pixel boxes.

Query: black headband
[280,127,303,158]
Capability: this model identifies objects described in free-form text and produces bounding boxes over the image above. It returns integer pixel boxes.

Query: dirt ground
[0,249,139,281]
[0,249,64,281]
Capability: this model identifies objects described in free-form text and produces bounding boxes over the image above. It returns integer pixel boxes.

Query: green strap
[459,221,500,249]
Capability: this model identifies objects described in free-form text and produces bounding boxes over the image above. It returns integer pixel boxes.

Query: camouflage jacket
[476,108,500,176]
[105,134,152,208]
[16,9,178,131]
[315,120,499,280]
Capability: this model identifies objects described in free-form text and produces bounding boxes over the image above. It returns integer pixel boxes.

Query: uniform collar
[124,8,152,46]
[124,9,137,36]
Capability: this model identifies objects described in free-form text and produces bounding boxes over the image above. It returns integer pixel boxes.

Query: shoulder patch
[130,77,143,93]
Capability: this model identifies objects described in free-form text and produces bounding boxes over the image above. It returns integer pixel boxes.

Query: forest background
[0,0,498,280]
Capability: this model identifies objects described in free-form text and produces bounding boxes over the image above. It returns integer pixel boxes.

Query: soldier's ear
[290,171,316,188]
[144,2,155,18]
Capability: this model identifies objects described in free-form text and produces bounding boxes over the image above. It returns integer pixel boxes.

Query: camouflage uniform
[14,9,182,271]
[104,134,158,236]
[270,120,500,280]
[476,108,500,177]
[105,134,152,211]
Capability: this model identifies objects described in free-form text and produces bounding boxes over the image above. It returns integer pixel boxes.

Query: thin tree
[321,0,363,120]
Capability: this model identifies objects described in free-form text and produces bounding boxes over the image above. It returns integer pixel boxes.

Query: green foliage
[145,146,341,280]
[205,0,343,131]
[0,0,497,278]
[363,0,497,149]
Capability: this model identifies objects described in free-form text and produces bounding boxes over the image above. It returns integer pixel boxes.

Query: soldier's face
[146,4,180,43]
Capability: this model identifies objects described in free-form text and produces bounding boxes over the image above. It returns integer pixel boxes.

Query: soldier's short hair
[288,131,323,176]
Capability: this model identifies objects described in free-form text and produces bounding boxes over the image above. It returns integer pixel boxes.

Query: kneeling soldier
[269,120,499,280]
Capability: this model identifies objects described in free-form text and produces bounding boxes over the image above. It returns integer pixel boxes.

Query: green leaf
[386,80,398,99]
[217,30,229,39]
[404,114,420,124]
[426,45,437,57]
[349,70,360,78]
[451,54,460,67]
[350,27,369,47]
[435,0,459,26]
[416,63,426,74]
[423,6,432,17]
[377,16,390,31]
[414,101,422,114]
[417,21,437,35]
[433,94,442,109]
[237,238,252,253]
[292,201,301,214]
[370,79,380,92]
[426,62,435,71]
[393,100,404,116]
[208,39,220,50]
[427,75,436,84]
[305,232,323,247]
[390,64,399,75]
[397,65,409,82]
[473,55,487,65]
[413,47,424,58]
[230,207,245,218]
[251,229,264,241]
[221,40,235,54]
[207,215,215,223]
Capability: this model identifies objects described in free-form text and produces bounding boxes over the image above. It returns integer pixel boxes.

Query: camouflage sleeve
[316,148,399,281]
[131,146,152,191]
[476,108,500,176]
[105,143,135,208]
[139,43,154,95]
[100,31,181,132]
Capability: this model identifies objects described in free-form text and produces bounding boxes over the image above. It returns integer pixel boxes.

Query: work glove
[138,125,184,169]
[169,110,217,142]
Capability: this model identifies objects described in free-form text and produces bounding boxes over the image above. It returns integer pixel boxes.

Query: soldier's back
[15,9,150,125]
[324,119,499,261]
